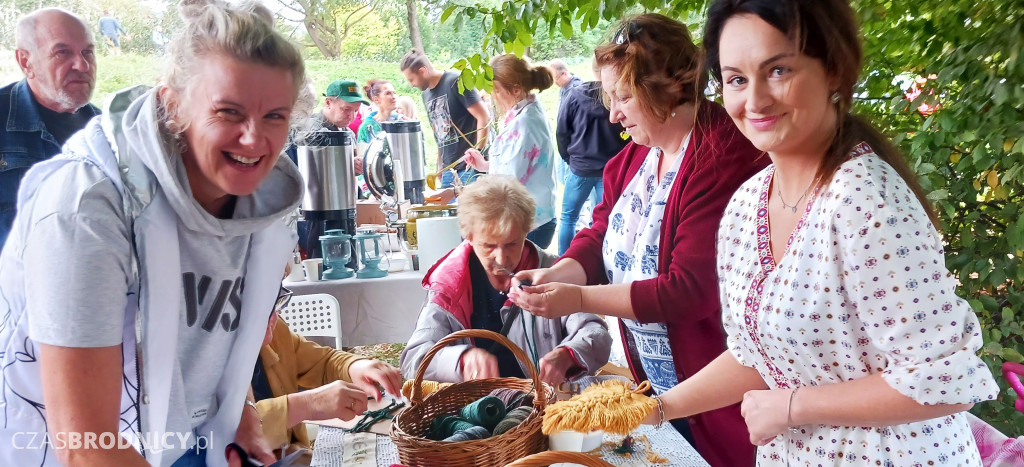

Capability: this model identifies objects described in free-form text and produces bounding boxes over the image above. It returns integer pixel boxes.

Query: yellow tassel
[542,380,657,435]
[637,434,668,464]
[401,380,454,399]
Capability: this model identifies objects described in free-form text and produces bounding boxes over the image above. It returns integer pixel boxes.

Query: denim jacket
[0,79,100,246]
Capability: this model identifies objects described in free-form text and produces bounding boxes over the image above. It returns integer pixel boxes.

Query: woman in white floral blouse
[646,0,998,465]
[464,54,558,248]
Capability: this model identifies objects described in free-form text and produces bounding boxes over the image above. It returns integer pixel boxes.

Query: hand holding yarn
[293,380,369,422]
[740,388,793,446]
[461,348,499,381]
[463,148,488,172]
[538,347,576,387]
[509,282,583,319]
[510,267,555,290]
[348,359,402,402]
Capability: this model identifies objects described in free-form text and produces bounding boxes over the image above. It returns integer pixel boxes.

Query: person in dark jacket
[1,8,99,248]
[555,80,628,255]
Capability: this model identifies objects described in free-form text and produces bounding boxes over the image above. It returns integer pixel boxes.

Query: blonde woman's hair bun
[178,0,274,27]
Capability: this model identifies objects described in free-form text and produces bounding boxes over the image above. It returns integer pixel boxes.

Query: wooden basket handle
[410,329,546,407]
[505,451,614,467]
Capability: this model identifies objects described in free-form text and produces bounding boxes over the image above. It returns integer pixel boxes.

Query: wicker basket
[505,451,614,467]
[390,329,554,466]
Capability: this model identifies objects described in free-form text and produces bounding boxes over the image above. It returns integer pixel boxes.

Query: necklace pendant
[790,206,798,213]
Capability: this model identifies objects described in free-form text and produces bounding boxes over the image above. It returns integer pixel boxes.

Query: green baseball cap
[324,79,370,105]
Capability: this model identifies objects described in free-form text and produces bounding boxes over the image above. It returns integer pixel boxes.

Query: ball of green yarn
[459,395,507,431]
[492,406,533,436]
[430,415,476,440]
[442,425,491,442]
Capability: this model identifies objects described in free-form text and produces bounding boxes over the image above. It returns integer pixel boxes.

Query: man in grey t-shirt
[400,50,490,190]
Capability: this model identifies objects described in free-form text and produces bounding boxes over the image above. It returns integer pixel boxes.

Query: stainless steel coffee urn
[296,129,358,265]
[364,121,427,205]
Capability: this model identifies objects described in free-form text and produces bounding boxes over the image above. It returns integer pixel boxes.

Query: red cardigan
[562,102,767,467]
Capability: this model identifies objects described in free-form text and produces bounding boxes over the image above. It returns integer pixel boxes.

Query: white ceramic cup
[302,259,323,282]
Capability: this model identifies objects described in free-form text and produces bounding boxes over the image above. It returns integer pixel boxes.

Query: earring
[671,111,677,117]
[830,92,840,104]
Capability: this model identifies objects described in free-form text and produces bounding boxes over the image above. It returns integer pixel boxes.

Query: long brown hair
[703,0,938,226]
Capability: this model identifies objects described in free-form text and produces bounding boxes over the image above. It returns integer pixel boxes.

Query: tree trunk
[405,0,423,52]
[306,19,339,58]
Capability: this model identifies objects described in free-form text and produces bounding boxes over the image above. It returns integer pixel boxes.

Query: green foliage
[528,16,613,61]
[0,0,180,55]
[448,0,1024,436]
[420,4,491,61]
[0,54,446,172]
[336,10,406,60]
[853,0,1024,436]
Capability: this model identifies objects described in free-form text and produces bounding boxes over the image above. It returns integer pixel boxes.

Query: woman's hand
[538,347,575,387]
[290,380,370,422]
[740,388,792,446]
[425,188,456,205]
[511,267,557,288]
[463,148,488,172]
[461,348,500,381]
[642,402,661,425]
[347,359,402,402]
[512,259,588,289]
[233,402,276,464]
[508,282,582,319]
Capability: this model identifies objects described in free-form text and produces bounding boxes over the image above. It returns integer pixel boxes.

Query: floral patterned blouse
[490,95,556,228]
[717,143,998,466]
[601,138,689,395]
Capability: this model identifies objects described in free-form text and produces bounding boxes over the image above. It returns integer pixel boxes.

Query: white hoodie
[0,86,301,466]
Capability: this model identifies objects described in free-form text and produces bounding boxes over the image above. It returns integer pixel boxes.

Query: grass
[346,343,406,368]
[0,52,590,172]
[1,51,594,253]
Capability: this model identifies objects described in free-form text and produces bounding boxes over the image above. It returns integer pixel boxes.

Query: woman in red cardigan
[508,14,767,467]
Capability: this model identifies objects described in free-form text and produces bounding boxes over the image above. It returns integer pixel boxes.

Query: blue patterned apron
[601,134,690,394]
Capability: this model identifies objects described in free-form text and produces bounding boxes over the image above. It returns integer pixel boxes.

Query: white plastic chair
[278,293,342,348]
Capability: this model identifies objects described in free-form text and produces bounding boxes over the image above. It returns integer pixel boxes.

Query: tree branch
[342,2,374,28]
[276,0,306,15]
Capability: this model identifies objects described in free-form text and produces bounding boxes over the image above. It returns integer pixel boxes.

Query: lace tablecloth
[310,424,709,466]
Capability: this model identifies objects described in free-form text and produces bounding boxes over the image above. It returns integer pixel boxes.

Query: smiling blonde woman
[0,1,314,465]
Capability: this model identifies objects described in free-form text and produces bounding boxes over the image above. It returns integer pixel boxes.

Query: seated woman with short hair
[253,288,401,459]
[399,175,611,386]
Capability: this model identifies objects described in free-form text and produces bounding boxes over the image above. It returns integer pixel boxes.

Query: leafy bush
[855,0,1024,436]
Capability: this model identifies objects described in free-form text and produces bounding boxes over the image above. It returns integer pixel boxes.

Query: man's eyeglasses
[275,286,293,312]
[614,20,642,45]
